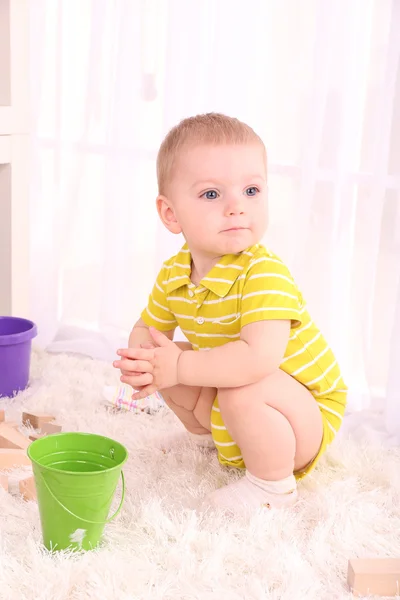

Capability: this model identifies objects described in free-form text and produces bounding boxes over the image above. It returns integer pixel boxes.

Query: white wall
[0,0,29,317]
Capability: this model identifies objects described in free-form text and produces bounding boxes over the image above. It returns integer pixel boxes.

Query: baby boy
[113,113,347,513]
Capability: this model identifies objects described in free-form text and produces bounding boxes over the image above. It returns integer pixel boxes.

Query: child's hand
[113,344,155,389]
[115,328,183,400]
[119,342,155,378]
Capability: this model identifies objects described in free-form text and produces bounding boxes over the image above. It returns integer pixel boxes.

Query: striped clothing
[141,243,347,475]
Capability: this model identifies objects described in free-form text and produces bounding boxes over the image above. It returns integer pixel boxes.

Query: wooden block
[0,474,8,491]
[19,476,36,501]
[0,423,30,450]
[22,412,55,429]
[41,422,62,434]
[0,449,31,468]
[348,558,400,596]
[0,409,4,423]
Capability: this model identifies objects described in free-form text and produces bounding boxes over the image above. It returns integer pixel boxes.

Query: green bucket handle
[39,470,126,525]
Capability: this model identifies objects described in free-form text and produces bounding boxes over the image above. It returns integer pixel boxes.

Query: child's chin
[220,237,253,255]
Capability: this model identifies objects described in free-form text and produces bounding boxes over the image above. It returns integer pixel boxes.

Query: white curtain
[29,0,400,425]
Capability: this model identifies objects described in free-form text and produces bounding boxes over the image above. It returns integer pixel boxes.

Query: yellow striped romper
[141,243,347,479]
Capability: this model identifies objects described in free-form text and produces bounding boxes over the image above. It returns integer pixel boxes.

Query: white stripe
[250,257,283,268]
[289,321,312,340]
[326,420,338,436]
[212,406,220,412]
[202,277,235,285]
[167,296,192,304]
[242,290,298,301]
[163,275,188,285]
[317,402,344,421]
[306,360,337,386]
[202,275,246,285]
[313,375,344,397]
[291,345,330,376]
[211,423,227,430]
[281,332,321,364]
[241,251,254,256]
[175,312,240,324]
[219,452,243,461]
[152,299,170,313]
[215,263,244,270]
[248,273,293,284]
[212,313,241,325]
[195,332,240,339]
[164,262,190,269]
[181,331,238,341]
[195,287,207,294]
[179,248,190,253]
[155,281,164,294]
[213,440,238,447]
[203,294,241,305]
[242,307,300,318]
[146,308,175,325]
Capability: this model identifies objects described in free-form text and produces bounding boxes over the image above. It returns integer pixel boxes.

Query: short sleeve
[141,266,178,331]
[240,255,303,329]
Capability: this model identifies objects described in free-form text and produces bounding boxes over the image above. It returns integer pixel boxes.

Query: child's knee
[218,372,280,413]
[217,383,251,413]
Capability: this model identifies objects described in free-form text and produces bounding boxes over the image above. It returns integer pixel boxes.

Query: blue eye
[202,190,219,200]
[245,187,259,196]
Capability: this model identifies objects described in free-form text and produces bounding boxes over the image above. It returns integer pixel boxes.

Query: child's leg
[219,370,323,479]
[161,384,216,435]
[206,370,323,511]
[161,341,216,440]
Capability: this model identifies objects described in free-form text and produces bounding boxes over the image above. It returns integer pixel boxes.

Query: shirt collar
[164,244,192,293]
[199,249,254,297]
[164,243,259,297]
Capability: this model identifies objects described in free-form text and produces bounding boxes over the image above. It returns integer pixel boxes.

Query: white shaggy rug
[1,349,400,600]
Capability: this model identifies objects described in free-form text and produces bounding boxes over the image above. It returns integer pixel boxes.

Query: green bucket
[27,432,128,552]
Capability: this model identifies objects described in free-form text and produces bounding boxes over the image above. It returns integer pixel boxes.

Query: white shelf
[0,0,29,317]
[0,134,11,163]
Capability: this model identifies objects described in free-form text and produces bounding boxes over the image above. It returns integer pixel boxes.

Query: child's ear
[156,195,182,234]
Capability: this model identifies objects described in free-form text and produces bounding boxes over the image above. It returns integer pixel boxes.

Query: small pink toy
[103,385,164,414]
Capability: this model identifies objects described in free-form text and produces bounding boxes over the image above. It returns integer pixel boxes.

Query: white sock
[187,431,215,448]
[204,471,298,513]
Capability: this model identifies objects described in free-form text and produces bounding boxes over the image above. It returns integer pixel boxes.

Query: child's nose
[225,197,245,216]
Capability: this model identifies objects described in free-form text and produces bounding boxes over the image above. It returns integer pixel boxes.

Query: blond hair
[156,113,265,195]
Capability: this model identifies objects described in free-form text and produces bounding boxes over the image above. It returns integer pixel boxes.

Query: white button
[188,290,194,297]
[196,317,205,325]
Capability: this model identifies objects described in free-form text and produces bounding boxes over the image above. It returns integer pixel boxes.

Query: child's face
[161,143,268,256]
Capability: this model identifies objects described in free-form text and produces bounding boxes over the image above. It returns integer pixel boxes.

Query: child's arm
[128,318,174,348]
[177,320,290,388]
[129,319,189,350]
[176,253,302,388]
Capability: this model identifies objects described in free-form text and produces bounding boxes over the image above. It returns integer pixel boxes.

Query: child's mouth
[221,227,248,233]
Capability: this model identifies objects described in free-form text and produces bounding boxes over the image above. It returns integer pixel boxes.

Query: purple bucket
[0,317,37,398]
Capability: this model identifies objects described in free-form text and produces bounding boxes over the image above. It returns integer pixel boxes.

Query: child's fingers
[120,373,153,387]
[117,348,154,360]
[113,359,153,373]
[131,384,157,400]
[121,369,142,377]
